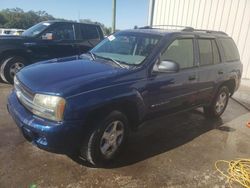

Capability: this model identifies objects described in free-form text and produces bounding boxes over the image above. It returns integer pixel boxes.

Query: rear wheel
[0,56,26,84]
[80,111,129,166]
[204,86,229,118]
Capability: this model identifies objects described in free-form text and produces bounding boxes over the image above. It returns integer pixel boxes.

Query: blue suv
[7,26,242,166]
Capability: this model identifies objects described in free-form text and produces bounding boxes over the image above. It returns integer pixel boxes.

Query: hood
[17,56,131,97]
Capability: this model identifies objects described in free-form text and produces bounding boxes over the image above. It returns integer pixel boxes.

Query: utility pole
[112,0,116,33]
[78,11,80,22]
[148,0,155,26]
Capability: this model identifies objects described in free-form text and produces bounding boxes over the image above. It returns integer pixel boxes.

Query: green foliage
[0,8,112,36]
[0,8,55,29]
[80,19,112,36]
[0,13,7,27]
[29,184,37,188]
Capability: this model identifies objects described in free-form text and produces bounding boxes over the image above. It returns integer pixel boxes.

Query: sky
[0,0,150,29]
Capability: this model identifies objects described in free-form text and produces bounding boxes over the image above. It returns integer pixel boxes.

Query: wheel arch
[85,99,143,132]
[220,78,236,97]
[0,49,31,64]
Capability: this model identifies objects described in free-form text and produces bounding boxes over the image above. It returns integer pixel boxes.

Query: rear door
[75,24,103,54]
[144,36,200,114]
[196,37,222,104]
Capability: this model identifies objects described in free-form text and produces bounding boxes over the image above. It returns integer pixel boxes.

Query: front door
[42,23,78,58]
[144,37,199,115]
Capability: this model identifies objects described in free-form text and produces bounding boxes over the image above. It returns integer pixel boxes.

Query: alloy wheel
[215,91,227,114]
[9,62,24,78]
[100,120,124,158]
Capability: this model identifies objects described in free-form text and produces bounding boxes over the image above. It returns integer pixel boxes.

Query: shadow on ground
[69,107,239,168]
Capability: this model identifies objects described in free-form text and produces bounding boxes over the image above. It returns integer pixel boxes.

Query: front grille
[14,77,35,112]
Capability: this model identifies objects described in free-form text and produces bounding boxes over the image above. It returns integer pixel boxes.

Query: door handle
[218,70,224,75]
[188,75,196,81]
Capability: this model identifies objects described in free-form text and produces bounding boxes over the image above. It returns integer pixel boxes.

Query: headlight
[32,94,66,122]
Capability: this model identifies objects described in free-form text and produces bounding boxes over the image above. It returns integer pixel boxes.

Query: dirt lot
[0,83,250,188]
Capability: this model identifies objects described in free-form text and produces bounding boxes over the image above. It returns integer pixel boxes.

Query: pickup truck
[7,26,242,166]
[0,20,104,83]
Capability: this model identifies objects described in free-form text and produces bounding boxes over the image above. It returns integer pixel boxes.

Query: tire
[0,56,27,84]
[80,111,129,166]
[204,86,230,118]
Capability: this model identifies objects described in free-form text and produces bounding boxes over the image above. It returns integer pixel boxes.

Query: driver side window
[43,23,74,41]
[161,39,194,69]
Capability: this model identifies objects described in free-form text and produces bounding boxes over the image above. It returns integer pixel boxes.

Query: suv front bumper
[7,91,85,153]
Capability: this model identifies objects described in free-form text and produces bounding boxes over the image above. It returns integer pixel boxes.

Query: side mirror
[153,60,179,73]
[41,33,53,40]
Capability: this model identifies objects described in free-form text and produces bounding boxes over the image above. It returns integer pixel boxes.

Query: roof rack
[139,25,194,31]
[139,25,227,35]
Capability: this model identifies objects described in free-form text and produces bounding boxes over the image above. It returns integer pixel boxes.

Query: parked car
[0,28,12,35]
[7,26,242,166]
[0,28,25,36]
[0,20,104,83]
[10,29,25,36]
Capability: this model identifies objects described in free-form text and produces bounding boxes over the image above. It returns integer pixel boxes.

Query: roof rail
[139,26,153,29]
[192,29,228,35]
[138,25,227,35]
[140,25,194,31]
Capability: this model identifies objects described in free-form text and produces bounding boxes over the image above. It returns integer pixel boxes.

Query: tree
[0,8,55,29]
[0,8,111,36]
[103,27,112,36]
[0,13,7,27]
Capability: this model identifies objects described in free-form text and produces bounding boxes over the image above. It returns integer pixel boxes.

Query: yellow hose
[215,159,250,188]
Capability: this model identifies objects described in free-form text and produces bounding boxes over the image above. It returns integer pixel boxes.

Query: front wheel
[0,56,26,84]
[80,111,129,166]
[204,86,230,118]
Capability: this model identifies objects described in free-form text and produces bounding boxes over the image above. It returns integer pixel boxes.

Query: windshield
[91,33,161,65]
[22,22,51,37]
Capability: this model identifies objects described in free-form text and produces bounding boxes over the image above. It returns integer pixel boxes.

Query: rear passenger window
[161,39,194,69]
[198,39,213,65]
[81,25,99,40]
[219,38,240,62]
[198,39,221,65]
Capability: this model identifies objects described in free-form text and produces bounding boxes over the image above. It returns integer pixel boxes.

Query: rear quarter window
[219,38,240,62]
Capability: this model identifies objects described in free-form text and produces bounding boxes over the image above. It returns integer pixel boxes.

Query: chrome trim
[16,89,53,114]
[14,78,54,115]
[14,77,34,100]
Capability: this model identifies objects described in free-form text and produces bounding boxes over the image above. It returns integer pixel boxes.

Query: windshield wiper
[95,55,126,68]
[87,51,96,60]
[107,58,126,68]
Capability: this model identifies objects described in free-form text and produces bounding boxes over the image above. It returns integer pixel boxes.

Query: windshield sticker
[108,35,116,41]
[42,23,51,26]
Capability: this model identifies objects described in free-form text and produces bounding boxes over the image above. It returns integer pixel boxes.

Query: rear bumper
[7,91,86,153]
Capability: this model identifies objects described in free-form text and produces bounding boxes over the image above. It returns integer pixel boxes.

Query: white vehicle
[0,28,25,36]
